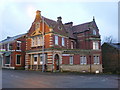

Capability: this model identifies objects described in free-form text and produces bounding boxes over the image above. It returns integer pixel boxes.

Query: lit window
[93,41,99,50]
[80,56,87,65]
[93,30,96,35]
[55,36,58,45]
[70,56,73,65]
[62,37,65,46]
[94,56,100,64]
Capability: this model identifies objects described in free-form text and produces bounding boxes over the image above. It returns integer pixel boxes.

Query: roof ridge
[73,21,93,27]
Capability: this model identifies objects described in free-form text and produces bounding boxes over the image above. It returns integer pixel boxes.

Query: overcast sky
[0,0,119,43]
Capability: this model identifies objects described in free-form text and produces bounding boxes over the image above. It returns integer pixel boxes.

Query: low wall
[61,64,103,73]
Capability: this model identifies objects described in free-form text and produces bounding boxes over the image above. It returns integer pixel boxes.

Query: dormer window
[93,30,96,35]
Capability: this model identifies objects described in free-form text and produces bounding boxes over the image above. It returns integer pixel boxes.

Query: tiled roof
[30,12,99,39]
[64,24,76,39]
[72,22,92,33]
[72,20,98,34]
[108,43,120,50]
[0,33,26,44]
[43,16,57,27]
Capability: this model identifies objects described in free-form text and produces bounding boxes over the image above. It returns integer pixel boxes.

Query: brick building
[102,43,120,73]
[0,34,26,69]
[25,10,102,73]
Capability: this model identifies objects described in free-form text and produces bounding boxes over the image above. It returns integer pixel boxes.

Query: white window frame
[69,56,73,65]
[71,41,74,49]
[16,41,21,51]
[55,36,58,45]
[94,56,100,64]
[80,56,87,65]
[16,54,21,65]
[93,41,99,50]
[93,30,96,35]
[34,55,38,65]
[62,37,65,46]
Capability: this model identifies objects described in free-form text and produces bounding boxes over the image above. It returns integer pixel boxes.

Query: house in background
[25,10,102,73]
[102,43,120,73]
[0,34,26,69]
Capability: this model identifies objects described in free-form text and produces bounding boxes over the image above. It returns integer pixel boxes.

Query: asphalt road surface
[2,69,119,88]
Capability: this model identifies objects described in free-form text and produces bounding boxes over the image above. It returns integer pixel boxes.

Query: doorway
[54,54,60,71]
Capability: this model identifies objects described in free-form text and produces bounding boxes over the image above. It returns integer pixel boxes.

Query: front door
[54,54,59,71]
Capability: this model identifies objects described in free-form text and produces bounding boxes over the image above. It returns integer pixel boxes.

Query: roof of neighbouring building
[104,43,120,50]
[0,33,26,44]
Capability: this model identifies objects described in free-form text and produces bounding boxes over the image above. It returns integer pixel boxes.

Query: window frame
[62,37,65,46]
[34,55,38,65]
[69,56,73,65]
[80,56,87,65]
[94,56,100,64]
[55,35,58,45]
[16,54,21,65]
[93,29,97,35]
[93,41,99,50]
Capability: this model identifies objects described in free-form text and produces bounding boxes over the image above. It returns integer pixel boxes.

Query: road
[2,69,119,88]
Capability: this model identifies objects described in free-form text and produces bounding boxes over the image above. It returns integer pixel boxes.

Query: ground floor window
[80,56,87,65]
[69,56,73,65]
[34,55,38,64]
[94,56,100,64]
[6,56,10,64]
[16,55,21,65]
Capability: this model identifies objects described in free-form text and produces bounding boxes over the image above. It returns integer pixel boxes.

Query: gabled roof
[0,33,26,44]
[43,16,57,27]
[29,10,99,40]
[72,20,98,34]
[109,43,120,50]
[103,43,120,50]
[72,21,91,33]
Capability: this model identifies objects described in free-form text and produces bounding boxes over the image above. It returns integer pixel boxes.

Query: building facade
[25,10,102,73]
[102,43,120,73]
[0,34,26,69]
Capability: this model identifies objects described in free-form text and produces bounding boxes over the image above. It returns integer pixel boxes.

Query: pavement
[2,69,119,88]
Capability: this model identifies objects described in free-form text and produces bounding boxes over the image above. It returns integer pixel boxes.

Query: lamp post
[42,17,45,72]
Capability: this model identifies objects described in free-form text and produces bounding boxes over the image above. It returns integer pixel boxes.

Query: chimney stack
[34,10,41,21]
[36,10,41,16]
[57,16,62,23]
[64,22,73,27]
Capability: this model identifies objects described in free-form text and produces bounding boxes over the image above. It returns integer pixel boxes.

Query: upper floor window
[17,41,21,50]
[62,37,65,46]
[69,56,73,65]
[71,41,74,49]
[94,56,100,64]
[93,41,99,50]
[55,36,58,45]
[93,30,96,35]
[31,36,43,47]
[35,22,40,30]
[9,43,13,50]
[80,56,87,65]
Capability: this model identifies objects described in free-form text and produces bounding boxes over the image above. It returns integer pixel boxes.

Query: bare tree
[102,35,116,44]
